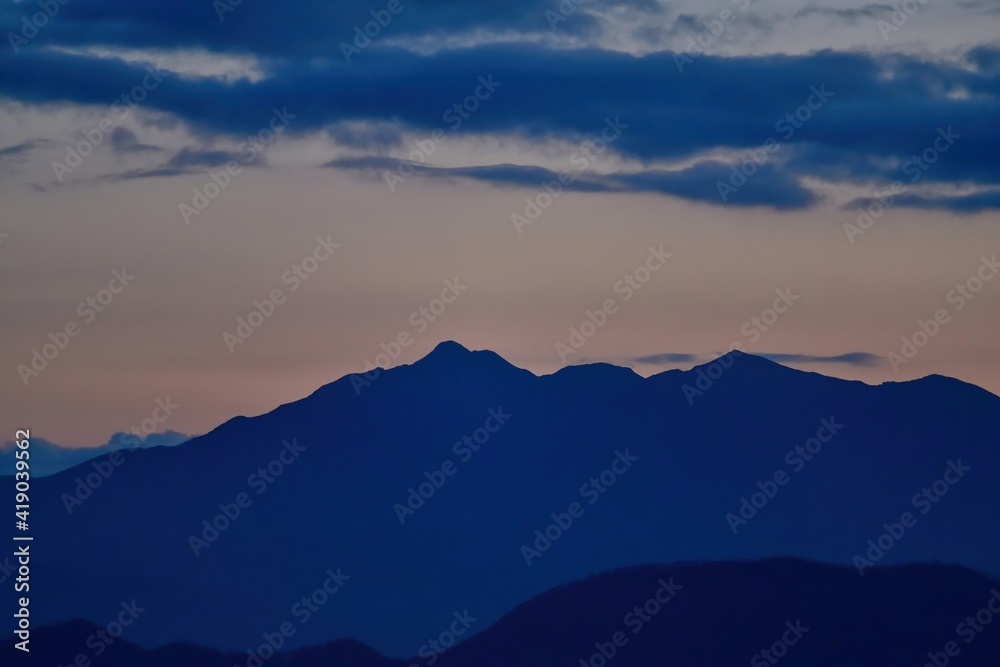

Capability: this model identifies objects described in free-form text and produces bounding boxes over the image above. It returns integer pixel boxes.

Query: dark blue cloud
[325,157,618,192]
[611,162,819,209]
[792,4,893,22]
[0,0,657,57]
[164,146,248,169]
[968,46,1000,73]
[633,351,883,367]
[109,127,161,153]
[102,145,262,181]
[326,157,818,209]
[759,352,883,367]
[3,44,995,159]
[0,9,998,211]
[0,138,49,159]
[633,352,700,364]
[849,190,1000,214]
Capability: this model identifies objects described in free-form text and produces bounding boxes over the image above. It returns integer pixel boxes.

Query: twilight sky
[1,0,998,445]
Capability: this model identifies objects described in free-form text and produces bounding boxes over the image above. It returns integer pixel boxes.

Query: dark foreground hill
[6,559,1000,666]
[13,342,1000,654]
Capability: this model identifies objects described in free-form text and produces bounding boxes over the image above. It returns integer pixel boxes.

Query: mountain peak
[427,340,471,358]
[690,350,792,375]
[408,341,533,380]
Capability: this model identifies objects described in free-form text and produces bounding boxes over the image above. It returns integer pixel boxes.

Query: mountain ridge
[19,340,1000,654]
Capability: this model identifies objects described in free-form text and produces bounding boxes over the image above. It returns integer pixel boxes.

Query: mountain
[0,430,190,477]
[14,342,1000,655]
[6,559,1000,666]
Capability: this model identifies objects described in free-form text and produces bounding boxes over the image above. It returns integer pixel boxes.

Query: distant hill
[0,430,189,476]
[6,559,999,666]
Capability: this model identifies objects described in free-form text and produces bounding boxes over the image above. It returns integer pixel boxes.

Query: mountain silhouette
[13,342,1000,655]
[6,559,999,665]
[0,430,190,477]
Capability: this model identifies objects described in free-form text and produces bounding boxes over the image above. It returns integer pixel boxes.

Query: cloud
[1,7,998,210]
[0,139,51,160]
[968,46,1000,72]
[847,189,1000,214]
[0,0,660,57]
[793,4,893,23]
[104,145,261,181]
[758,352,883,367]
[957,0,1000,15]
[327,157,821,209]
[633,351,883,367]
[633,352,701,364]
[164,146,250,169]
[110,127,161,153]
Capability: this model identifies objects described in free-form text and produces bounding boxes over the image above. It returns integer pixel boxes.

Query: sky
[0,0,998,446]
